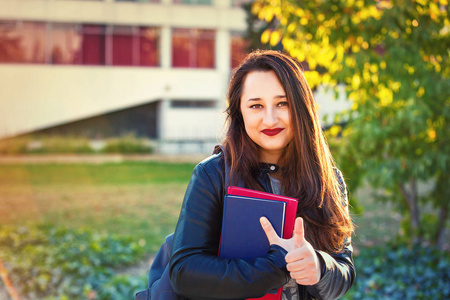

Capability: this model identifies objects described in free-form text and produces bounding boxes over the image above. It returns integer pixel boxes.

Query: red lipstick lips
[262,128,284,136]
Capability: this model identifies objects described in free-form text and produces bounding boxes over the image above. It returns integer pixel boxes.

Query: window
[112,25,135,66]
[0,21,46,63]
[49,23,82,64]
[139,27,159,66]
[230,32,250,69]
[0,21,160,67]
[81,24,106,65]
[170,100,216,108]
[172,28,215,68]
[111,25,160,66]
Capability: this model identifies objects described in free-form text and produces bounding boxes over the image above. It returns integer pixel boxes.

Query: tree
[251,0,449,248]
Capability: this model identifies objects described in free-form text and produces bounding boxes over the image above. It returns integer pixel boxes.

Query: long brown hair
[223,50,353,252]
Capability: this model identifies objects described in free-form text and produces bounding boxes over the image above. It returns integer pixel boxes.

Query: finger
[286,260,306,272]
[293,217,305,248]
[260,216,280,245]
[285,247,305,264]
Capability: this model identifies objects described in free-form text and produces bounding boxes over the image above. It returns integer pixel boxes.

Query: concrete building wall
[0,0,242,140]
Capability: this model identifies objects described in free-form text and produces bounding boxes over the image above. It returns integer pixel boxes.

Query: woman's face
[240,70,294,164]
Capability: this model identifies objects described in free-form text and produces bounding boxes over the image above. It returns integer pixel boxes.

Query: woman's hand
[260,216,321,286]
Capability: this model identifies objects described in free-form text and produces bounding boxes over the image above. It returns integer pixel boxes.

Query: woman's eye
[278,101,289,107]
[250,104,263,109]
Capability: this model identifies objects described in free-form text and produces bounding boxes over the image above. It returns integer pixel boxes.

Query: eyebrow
[247,95,287,101]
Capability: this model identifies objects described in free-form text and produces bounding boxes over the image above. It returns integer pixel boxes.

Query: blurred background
[0,0,448,299]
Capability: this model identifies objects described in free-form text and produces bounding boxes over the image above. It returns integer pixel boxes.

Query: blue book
[219,194,286,259]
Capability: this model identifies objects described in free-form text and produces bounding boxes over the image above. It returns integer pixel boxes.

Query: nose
[263,107,278,127]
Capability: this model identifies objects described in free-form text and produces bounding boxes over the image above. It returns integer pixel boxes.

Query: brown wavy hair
[222,50,353,252]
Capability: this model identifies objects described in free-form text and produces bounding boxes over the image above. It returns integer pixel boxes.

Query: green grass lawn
[0,161,400,254]
[0,161,196,253]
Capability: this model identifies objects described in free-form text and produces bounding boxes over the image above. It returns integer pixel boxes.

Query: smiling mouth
[262,128,284,136]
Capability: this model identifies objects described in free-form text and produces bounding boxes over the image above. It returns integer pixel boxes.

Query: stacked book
[219,186,298,300]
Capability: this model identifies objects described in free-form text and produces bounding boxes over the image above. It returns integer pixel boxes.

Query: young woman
[168,50,355,300]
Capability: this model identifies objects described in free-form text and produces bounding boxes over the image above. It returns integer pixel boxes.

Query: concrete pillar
[160,25,171,69]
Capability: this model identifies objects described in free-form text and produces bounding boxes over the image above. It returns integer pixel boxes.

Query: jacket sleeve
[305,169,356,299]
[169,159,290,300]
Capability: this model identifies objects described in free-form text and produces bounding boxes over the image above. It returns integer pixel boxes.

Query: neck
[259,150,282,165]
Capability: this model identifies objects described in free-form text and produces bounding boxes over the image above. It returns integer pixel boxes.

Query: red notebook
[227,186,298,300]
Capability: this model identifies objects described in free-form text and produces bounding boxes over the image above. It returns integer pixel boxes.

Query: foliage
[102,134,153,154]
[0,224,147,299]
[0,134,153,155]
[95,274,147,300]
[342,243,450,299]
[0,136,30,155]
[251,0,450,247]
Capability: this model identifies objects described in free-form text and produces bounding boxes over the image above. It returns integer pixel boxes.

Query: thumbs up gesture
[260,217,321,286]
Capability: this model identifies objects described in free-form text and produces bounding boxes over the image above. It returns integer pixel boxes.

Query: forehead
[242,71,285,96]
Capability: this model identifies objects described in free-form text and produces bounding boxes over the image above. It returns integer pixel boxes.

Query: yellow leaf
[351,74,361,89]
[261,29,271,44]
[371,74,379,85]
[295,8,305,17]
[329,125,342,137]
[427,129,436,141]
[287,22,297,33]
[416,87,425,97]
[304,71,321,89]
[370,64,378,73]
[379,86,394,106]
[345,57,356,67]
[270,31,281,46]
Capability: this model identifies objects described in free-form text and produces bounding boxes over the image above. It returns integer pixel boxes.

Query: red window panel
[172,28,215,68]
[139,27,159,67]
[0,21,46,64]
[50,23,82,65]
[196,29,215,68]
[112,25,135,66]
[172,28,191,67]
[230,32,249,69]
[81,25,106,65]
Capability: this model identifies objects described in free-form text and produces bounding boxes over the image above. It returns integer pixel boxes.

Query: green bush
[343,243,450,299]
[0,224,146,299]
[94,274,147,300]
[0,137,30,154]
[0,134,154,155]
[30,136,93,154]
[102,135,153,154]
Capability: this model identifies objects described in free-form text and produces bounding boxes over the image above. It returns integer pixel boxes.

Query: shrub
[102,135,153,154]
[30,136,93,154]
[0,134,154,155]
[0,137,30,155]
[0,224,146,299]
[343,243,450,299]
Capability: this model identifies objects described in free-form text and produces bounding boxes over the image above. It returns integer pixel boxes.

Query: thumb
[260,217,280,245]
[293,217,305,248]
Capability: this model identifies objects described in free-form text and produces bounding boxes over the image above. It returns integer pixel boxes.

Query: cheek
[242,113,259,132]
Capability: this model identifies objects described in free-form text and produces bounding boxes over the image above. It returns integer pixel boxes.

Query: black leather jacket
[169,151,355,300]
